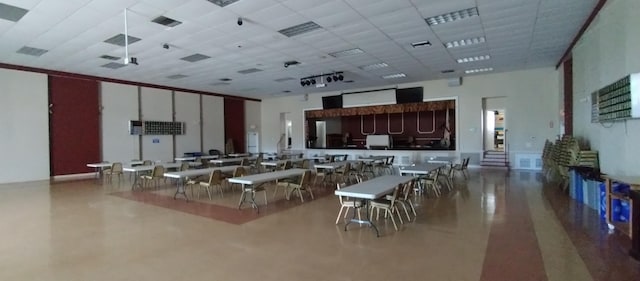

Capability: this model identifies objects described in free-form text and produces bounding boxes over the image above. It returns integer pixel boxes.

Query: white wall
[260,67,560,164]
[141,87,173,162]
[101,82,139,162]
[174,91,200,156]
[202,95,225,153]
[572,0,640,175]
[0,69,49,183]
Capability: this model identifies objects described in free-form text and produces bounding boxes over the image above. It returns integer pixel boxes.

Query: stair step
[481,162,510,167]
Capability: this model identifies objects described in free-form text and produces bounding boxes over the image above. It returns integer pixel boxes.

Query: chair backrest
[387,185,401,206]
[329,155,336,162]
[233,166,246,177]
[240,158,248,166]
[301,159,310,169]
[152,165,165,177]
[142,160,153,166]
[112,162,123,172]
[282,160,293,170]
[386,156,395,165]
[254,154,263,166]
[201,158,209,167]
[429,167,441,179]
[180,162,190,171]
[463,157,470,168]
[209,169,223,185]
[343,162,351,173]
[354,161,363,172]
[298,170,312,187]
[403,180,415,200]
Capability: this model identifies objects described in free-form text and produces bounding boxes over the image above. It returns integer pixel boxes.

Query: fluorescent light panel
[426,7,478,26]
[101,62,126,69]
[445,36,485,48]
[359,62,389,71]
[382,73,406,79]
[238,68,263,74]
[0,3,28,22]
[167,74,188,79]
[457,55,490,63]
[329,48,364,58]
[16,46,48,57]
[278,21,322,37]
[465,68,493,74]
[104,34,141,46]
[207,0,240,7]
[100,55,120,60]
[151,16,182,27]
[181,53,211,62]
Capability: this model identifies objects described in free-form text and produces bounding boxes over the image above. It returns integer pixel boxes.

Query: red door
[49,76,100,176]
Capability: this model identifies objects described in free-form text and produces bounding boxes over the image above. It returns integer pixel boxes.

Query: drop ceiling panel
[0,0,598,99]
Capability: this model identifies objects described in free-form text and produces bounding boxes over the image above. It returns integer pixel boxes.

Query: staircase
[481,150,510,169]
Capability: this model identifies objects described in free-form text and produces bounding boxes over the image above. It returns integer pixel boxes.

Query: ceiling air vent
[181,53,211,62]
[167,74,188,79]
[101,62,126,69]
[238,68,263,74]
[151,16,182,27]
[16,46,48,57]
[100,55,120,60]
[104,34,141,46]
[207,0,241,7]
[0,3,29,22]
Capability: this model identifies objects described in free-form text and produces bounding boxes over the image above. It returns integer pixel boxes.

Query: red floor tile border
[111,187,333,225]
[480,178,548,281]
[542,182,640,280]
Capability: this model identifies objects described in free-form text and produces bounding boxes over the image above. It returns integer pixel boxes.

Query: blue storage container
[599,182,631,221]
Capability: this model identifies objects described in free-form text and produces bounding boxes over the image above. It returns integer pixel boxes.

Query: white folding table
[210,156,256,166]
[260,158,304,168]
[228,153,251,157]
[334,175,415,237]
[427,156,457,164]
[175,155,219,162]
[398,163,445,175]
[163,165,244,201]
[86,161,143,181]
[228,168,307,212]
[123,163,182,190]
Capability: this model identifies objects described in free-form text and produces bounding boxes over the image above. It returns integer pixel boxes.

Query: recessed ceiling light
[278,21,322,37]
[444,36,485,48]
[167,74,188,79]
[206,0,241,7]
[151,16,182,28]
[0,3,29,22]
[16,46,48,57]
[465,68,493,74]
[410,41,432,48]
[329,48,364,58]
[181,53,211,62]
[359,62,389,71]
[382,73,406,79]
[104,34,141,46]
[425,7,479,26]
[457,55,491,63]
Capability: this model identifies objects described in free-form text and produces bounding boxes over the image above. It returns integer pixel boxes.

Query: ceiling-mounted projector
[316,83,326,88]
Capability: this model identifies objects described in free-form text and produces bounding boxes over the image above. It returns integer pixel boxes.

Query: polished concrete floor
[0,169,638,281]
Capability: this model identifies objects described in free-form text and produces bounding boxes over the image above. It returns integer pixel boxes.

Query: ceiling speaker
[448,77,462,87]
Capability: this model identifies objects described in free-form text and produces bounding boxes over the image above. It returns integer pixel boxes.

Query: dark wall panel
[563,59,573,135]
[49,76,100,175]
[224,98,245,153]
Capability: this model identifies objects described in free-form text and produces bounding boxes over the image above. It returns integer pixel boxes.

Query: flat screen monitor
[322,95,343,109]
[395,87,423,104]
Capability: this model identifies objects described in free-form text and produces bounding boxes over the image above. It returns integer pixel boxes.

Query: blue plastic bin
[599,182,631,222]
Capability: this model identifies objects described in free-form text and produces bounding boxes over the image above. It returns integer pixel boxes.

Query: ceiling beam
[555,0,608,69]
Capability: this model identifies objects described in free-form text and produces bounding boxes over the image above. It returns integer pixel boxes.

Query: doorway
[482,97,506,152]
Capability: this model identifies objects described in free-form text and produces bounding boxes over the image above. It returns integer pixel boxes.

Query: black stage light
[300,80,305,86]
[338,74,344,81]
[326,76,332,82]
[311,79,316,85]
[333,75,338,81]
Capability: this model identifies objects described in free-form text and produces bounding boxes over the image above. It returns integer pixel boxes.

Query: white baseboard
[52,173,95,181]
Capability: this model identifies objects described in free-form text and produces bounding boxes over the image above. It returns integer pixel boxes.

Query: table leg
[344,199,379,237]
[131,171,143,190]
[238,184,260,213]
[173,178,189,201]
[629,190,640,261]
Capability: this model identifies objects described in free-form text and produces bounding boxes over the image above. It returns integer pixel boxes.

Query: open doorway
[482,97,506,152]
[279,112,292,154]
